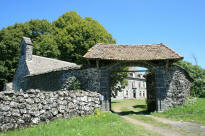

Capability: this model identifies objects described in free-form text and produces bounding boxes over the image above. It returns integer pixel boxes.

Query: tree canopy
[175,60,205,97]
[0,11,116,90]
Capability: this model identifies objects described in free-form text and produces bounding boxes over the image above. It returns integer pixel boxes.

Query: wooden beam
[87,59,91,65]
[96,59,99,68]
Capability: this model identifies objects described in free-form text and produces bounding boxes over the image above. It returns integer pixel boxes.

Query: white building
[112,67,147,100]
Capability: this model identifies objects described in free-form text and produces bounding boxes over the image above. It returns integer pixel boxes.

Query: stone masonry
[0,89,101,131]
[154,66,193,111]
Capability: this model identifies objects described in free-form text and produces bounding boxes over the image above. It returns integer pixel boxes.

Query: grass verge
[0,112,160,136]
[152,98,205,125]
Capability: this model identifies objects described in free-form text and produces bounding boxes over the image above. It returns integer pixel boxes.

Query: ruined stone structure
[0,89,100,131]
[5,37,193,113]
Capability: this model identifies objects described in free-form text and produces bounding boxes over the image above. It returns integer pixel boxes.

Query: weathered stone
[1,105,10,111]
[26,98,34,104]
[31,117,40,124]
[58,105,66,113]
[18,103,26,109]
[39,109,46,115]
[51,108,58,116]
[43,105,51,110]
[17,119,25,124]
[34,98,40,103]
[12,109,20,117]
[20,109,27,114]
[22,114,31,122]
[4,111,12,117]
[9,101,18,108]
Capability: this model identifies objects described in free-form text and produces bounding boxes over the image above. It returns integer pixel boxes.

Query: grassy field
[152,98,205,125]
[112,98,205,125]
[0,112,160,136]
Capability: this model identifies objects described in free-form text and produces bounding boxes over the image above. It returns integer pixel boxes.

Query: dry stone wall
[0,89,101,131]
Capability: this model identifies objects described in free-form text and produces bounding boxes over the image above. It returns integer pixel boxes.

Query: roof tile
[83,43,183,61]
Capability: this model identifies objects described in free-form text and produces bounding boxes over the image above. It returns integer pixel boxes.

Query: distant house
[112,67,147,100]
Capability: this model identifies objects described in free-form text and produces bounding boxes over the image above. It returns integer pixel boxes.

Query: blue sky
[1,0,205,68]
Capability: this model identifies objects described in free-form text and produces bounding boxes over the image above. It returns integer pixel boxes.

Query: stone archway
[99,61,155,112]
[83,43,193,112]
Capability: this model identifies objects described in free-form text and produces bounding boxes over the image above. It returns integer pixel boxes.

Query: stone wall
[23,68,101,92]
[155,66,193,111]
[12,56,29,91]
[0,89,101,131]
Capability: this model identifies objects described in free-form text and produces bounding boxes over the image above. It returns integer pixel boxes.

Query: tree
[175,60,205,97]
[110,67,128,97]
[53,11,115,64]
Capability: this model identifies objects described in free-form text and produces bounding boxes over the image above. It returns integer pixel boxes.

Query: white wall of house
[112,67,147,100]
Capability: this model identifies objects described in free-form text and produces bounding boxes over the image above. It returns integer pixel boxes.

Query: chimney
[20,37,33,61]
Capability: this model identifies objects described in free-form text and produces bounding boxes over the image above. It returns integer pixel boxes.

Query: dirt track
[112,101,205,136]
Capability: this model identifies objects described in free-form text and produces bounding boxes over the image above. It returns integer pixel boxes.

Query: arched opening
[104,62,157,114]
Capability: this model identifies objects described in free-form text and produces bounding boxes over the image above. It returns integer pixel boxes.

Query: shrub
[175,60,205,97]
[63,76,81,90]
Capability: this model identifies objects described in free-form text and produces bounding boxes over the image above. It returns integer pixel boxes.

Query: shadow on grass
[133,105,147,109]
[115,110,150,116]
[111,106,150,116]
[111,101,121,104]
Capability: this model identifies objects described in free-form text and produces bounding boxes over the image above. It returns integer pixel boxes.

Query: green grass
[112,99,147,112]
[112,99,168,127]
[152,98,205,125]
[0,112,160,136]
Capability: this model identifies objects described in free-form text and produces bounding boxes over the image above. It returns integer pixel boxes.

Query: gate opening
[110,66,157,114]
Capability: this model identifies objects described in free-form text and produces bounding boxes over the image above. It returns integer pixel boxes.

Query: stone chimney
[20,37,33,61]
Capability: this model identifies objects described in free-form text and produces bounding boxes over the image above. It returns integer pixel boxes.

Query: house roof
[26,55,81,76]
[83,43,183,61]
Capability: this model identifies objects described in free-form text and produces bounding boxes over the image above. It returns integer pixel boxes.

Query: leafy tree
[53,11,115,64]
[110,67,128,97]
[33,34,60,58]
[175,60,205,97]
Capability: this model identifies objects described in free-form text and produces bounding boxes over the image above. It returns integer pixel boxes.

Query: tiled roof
[83,43,183,61]
[26,55,81,76]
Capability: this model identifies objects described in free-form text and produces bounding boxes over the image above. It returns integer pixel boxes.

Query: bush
[175,60,205,97]
[62,76,81,90]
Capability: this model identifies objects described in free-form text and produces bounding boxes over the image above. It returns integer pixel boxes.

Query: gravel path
[112,102,205,136]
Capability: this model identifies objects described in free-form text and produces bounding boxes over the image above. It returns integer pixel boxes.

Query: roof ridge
[31,55,78,65]
[96,43,162,46]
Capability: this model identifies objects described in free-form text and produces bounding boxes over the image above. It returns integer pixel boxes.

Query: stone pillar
[99,70,111,111]
[146,71,156,112]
